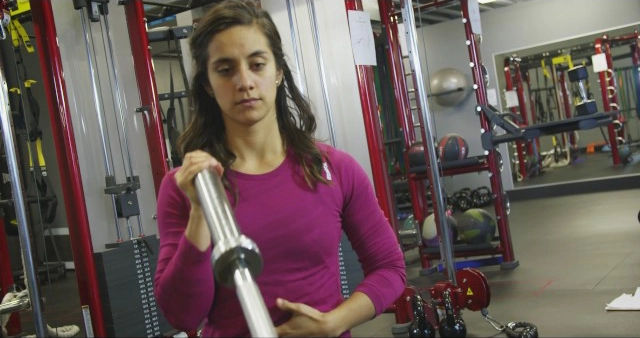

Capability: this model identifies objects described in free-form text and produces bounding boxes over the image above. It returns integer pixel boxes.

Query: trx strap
[165,38,182,167]
[9,20,33,53]
[27,138,58,224]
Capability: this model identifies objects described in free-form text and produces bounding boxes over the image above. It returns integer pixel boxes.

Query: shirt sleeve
[330,148,407,315]
[154,170,216,331]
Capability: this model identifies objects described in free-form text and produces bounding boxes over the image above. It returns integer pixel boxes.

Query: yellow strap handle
[27,138,46,168]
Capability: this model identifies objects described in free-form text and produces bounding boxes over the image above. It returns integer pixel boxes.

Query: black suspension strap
[165,37,181,167]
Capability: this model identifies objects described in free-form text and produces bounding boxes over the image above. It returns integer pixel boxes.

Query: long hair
[178,0,327,188]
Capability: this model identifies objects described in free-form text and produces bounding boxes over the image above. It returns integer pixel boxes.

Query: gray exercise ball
[430,68,469,107]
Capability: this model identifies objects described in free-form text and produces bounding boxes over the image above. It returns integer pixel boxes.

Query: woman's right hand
[174,150,225,207]
[175,150,224,251]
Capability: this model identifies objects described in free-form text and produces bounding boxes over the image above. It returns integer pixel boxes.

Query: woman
[154,1,406,336]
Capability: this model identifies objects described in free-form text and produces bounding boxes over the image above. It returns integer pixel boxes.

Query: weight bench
[478,104,617,151]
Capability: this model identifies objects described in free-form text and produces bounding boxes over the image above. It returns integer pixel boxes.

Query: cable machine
[30,0,171,335]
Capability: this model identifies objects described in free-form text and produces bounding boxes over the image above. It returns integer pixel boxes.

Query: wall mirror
[493,23,640,190]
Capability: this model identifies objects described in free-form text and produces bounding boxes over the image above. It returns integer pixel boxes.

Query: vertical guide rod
[78,8,123,241]
[400,0,456,283]
[0,67,47,338]
[307,0,337,147]
[194,169,276,337]
[100,6,144,237]
[285,0,308,95]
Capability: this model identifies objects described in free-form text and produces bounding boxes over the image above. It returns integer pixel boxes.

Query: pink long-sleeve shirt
[154,144,406,337]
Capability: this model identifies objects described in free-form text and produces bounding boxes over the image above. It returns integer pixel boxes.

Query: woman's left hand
[274,298,342,337]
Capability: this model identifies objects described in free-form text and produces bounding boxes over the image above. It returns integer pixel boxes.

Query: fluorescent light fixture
[478,0,497,3]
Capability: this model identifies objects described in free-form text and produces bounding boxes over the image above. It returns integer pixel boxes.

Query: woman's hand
[174,150,224,207]
[175,150,224,251]
[275,298,342,337]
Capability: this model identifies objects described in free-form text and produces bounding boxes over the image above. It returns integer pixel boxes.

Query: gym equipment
[400,0,457,283]
[0,63,46,337]
[399,215,422,247]
[148,25,194,168]
[438,289,466,338]
[567,65,597,116]
[450,188,472,212]
[470,186,493,208]
[429,67,469,107]
[30,1,172,335]
[194,168,276,337]
[593,32,638,166]
[421,212,457,247]
[482,308,538,338]
[395,268,498,337]
[398,270,536,338]
[456,208,496,245]
[479,103,618,152]
[408,141,426,167]
[73,0,145,242]
[437,133,469,162]
[407,292,436,338]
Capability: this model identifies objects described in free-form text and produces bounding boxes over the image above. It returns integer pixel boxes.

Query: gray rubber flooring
[354,188,640,337]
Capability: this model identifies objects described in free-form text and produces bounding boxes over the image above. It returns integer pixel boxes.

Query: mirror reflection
[494,23,640,189]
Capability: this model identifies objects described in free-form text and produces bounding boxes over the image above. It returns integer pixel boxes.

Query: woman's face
[205,24,283,130]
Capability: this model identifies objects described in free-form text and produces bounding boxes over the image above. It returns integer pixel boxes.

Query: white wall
[415,0,640,191]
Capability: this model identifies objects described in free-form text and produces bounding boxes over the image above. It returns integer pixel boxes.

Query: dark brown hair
[178,0,326,187]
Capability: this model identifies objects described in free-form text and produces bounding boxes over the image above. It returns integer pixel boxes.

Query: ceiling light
[478,0,497,4]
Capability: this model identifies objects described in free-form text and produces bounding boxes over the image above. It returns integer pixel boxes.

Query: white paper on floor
[606,287,640,311]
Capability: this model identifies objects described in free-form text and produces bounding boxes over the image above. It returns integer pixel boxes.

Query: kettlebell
[408,295,435,338]
[438,290,466,338]
[438,315,466,338]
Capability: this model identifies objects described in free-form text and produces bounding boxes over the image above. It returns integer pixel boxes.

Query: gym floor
[353,187,640,337]
[14,183,640,337]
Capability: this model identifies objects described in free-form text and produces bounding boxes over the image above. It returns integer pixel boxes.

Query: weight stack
[94,236,172,337]
[338,233,364,299]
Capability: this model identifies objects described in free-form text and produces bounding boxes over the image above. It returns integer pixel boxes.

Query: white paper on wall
[592,53,608,73]
[347,10,377,66]
[504,90,519,108]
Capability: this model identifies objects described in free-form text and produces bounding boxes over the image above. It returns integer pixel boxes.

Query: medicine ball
[422,213,458,247]
[456,208,496,245]
[430,67,469,107]
[437,134,468,162]
[408,142,426,167]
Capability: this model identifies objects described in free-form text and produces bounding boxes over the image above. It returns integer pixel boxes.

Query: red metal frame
[346,0,406,323]
[378,0,428,227]
[513,62,535,156]
[595,31,640,165]
[595,36,622,165]
[345,0,398,234]
[556,69,578,152]
[459,0,515,264]
[0,219,21,335]
[503,58,527,179]
[30,1,106,336]
[524,69,541,156]
[123,0,170,194]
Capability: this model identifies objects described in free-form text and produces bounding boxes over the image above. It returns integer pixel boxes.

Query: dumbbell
[568,65,597,116]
